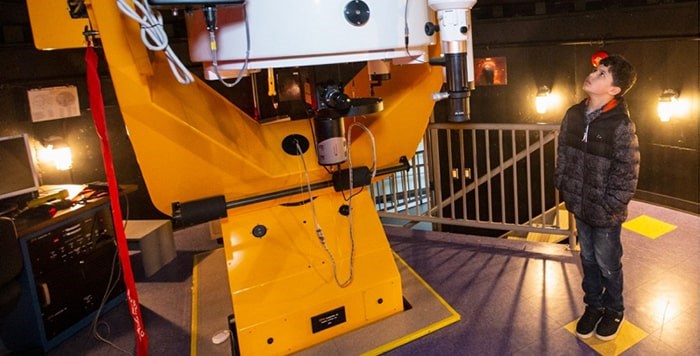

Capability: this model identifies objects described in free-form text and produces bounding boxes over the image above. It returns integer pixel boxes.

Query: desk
[0,196,125,352]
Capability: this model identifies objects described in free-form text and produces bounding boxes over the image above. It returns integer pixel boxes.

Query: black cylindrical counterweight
[172,195,227,226]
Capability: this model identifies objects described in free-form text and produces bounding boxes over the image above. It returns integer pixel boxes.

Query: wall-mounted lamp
[535,85,552,114]
[591,50,609,68]
[657,89,680,122]
[38,136,73,171]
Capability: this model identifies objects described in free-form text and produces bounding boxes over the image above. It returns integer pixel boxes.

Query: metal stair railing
[371,122,577,250]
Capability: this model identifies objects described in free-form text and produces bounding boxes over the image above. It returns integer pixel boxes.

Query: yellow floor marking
[190,251,209,356]
[363,252,461,355]
[565,318,649,355]
[623,215,677,239]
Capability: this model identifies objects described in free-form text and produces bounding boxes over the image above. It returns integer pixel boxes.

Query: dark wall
[468,2,699,213]
[0,43,166,220]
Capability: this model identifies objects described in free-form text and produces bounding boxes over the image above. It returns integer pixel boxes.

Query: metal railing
[371,122,577,249]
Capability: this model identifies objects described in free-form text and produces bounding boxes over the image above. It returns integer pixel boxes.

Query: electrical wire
[404,0,410,48]
[404,0,427,64]
[116,0,195,84]
[342,122,375,288]
[89,196,130,355]
[344,121,377,202]
[0,216,18,241]
[292,122,376,287]
[91,243,129,355]
[121,193,130,232]
[295,141,353,288]
[207,5,251,88]
[68,0,86,17]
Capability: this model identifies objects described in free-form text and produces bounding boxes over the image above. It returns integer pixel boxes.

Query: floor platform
[191,248,460,355]
[26,199,698,355]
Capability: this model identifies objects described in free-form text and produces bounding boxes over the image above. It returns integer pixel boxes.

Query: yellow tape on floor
[623,215,677,239]
[565,319,648,356]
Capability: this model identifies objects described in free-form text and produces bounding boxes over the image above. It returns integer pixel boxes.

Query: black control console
[0,198,125,352]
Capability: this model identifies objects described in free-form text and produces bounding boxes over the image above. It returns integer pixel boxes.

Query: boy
[554,55,639,341]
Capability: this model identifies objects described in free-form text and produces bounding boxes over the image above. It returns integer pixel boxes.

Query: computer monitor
[0,134,40,202]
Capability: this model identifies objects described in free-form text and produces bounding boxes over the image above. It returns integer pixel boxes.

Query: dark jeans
[576,217,624,313]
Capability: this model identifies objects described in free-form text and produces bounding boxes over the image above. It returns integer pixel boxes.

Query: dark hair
[600,55,637,97]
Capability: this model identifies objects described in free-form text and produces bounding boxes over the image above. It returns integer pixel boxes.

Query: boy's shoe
[595,309,624,341]
[576,306,605,338]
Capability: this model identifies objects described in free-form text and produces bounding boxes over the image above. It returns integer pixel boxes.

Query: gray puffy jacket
[554,98,640,227]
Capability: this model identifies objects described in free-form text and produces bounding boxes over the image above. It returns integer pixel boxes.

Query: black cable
[404,0,427,64]
[341,185,364,202]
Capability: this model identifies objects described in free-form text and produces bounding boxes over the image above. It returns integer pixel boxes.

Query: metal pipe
[411,155,421,215]
[459,130,467,221]
[471,129,480,221]
[525,131,533,224]
[228,161,411,210]
[539,130,546,227]
[511,129,519,224]
[498,130,505,223]
[485,129,493,223]
[175,160,410,222]
[447,129,456,219]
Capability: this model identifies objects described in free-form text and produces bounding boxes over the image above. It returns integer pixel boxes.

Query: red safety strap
[85,45,149,355]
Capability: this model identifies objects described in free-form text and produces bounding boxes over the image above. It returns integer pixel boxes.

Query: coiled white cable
[341,121,376,287]
[116,0,195,84]
[295,141,353,288]
[347,121,377,181]
[293,123,376,288]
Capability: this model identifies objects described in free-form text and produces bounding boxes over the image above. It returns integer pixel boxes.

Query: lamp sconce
[38,136,73,171]
[657,89,680,122]
[535,85,552,114]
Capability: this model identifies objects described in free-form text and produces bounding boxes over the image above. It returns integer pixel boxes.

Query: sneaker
[595,309,624,341]
[576,306,605,338]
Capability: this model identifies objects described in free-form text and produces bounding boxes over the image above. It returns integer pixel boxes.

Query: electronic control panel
[25,201,123,341]
[0,198,125,352]
[27,205,114,272]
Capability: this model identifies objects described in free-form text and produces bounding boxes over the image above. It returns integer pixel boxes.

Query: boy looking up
[554,55,639,341]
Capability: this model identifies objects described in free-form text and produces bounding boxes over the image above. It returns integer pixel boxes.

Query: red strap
[85,45,149,355]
